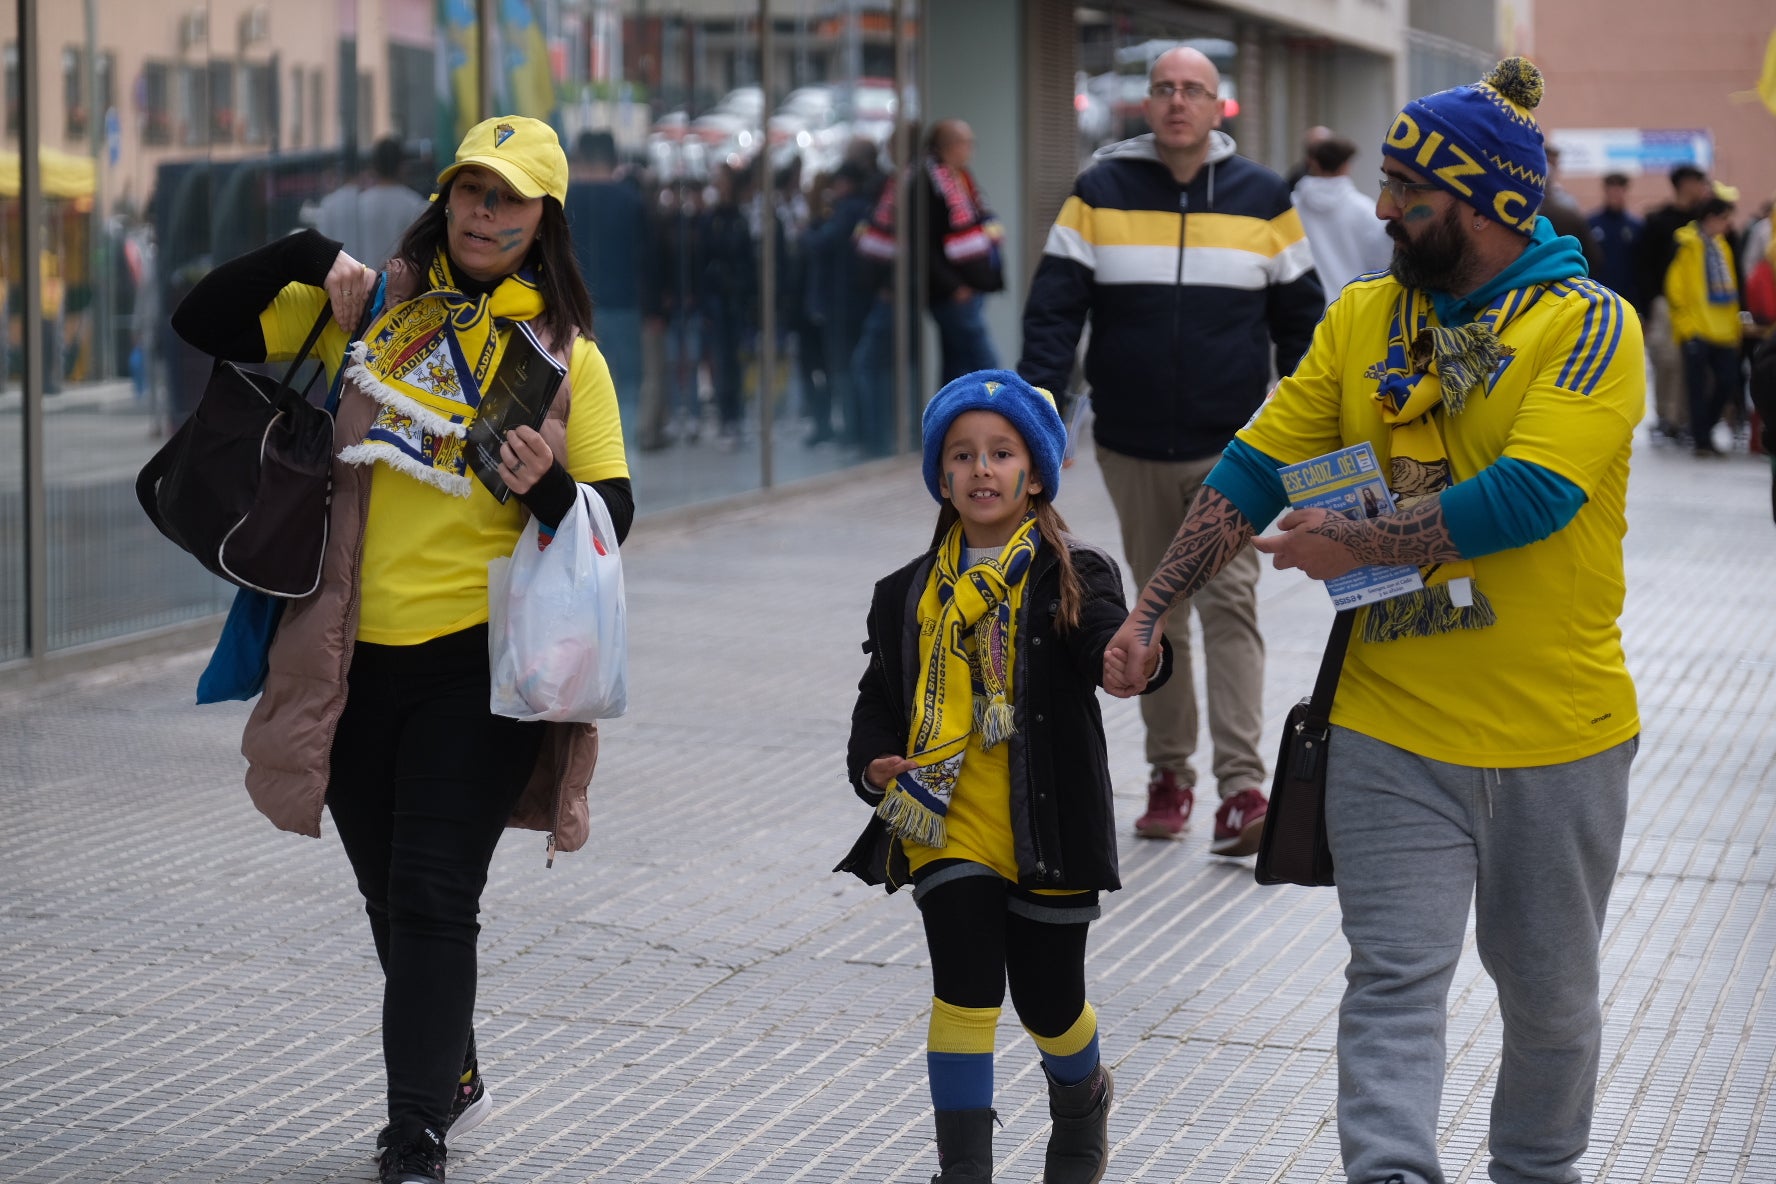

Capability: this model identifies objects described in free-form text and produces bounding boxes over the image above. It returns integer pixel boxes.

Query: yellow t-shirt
[260,282,630,645]
[906,730,1016,880]
[1238,273,1643,767]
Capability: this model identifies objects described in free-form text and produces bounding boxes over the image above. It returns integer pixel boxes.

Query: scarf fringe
[1412,323,1504,415]
[973,696,1016,749]
[344,341,472,439]
[875,783,948,848]
[337,441,473,497]
[1362,582,1497,643]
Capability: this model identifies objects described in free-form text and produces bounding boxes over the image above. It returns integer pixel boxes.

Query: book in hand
[467,320,568,503]
[1277,442,1424,610]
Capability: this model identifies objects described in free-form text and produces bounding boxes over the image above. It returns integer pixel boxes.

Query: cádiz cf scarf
[337,251,547,495]
[875,517,1038,848]
[1364,284,1542,642]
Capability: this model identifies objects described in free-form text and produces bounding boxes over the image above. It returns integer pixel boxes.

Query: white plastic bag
[488,485,628,721]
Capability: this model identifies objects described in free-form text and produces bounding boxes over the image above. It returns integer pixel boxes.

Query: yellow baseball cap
[436,115,568,205]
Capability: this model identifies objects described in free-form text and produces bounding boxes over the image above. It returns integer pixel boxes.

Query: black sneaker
[372,1068,492,1160]
[446,1068,493,1141]
[379,1125,446,1184]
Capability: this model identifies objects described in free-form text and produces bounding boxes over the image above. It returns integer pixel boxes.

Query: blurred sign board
[1549,128,1713,177]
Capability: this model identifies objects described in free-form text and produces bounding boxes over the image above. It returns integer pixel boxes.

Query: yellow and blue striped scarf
[1365,284,1542,642]
[337,251,547,495]
[875,517,1038,848]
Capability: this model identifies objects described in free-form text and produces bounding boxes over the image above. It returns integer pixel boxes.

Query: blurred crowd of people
[548,120,1002,459]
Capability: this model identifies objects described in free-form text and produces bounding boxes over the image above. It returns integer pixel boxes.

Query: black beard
[1387,204,1475,292]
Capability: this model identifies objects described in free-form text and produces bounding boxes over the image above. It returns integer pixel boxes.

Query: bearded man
[1104,58,1644,1184]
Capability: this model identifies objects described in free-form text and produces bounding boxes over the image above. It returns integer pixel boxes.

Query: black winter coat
[837,535,1172,894]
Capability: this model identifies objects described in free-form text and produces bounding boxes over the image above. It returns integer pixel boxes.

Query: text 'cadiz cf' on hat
[921,369,1067,504]
[437,115,569,205]
[1382,56,1548,235]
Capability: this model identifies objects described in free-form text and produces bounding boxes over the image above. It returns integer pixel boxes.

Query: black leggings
[916,868,1091,1038]
[325,624,544,1139]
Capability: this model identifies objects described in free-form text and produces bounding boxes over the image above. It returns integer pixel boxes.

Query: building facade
[1526,0,1775,220]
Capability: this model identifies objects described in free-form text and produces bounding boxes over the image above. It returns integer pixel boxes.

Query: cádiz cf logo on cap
[494,122,515,148]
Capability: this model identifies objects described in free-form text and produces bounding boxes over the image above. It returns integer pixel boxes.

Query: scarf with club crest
[874,516,1039,848]
[336,251,547,495]
[1363,283,1545,642]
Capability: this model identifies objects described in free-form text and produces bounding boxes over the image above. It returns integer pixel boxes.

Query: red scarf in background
[855,162,1004,265]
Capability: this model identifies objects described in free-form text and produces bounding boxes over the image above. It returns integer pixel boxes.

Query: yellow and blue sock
[1028,1001,1100,1086]
[928,998,999,1110]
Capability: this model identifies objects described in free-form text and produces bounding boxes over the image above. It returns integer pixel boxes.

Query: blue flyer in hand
[1277,442,1424,610]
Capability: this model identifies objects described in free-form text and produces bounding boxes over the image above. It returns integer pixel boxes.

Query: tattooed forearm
[1131,488,1255,645]
[1310,495,1464,567]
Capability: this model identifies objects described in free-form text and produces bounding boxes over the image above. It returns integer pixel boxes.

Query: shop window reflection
[6,0,921,658]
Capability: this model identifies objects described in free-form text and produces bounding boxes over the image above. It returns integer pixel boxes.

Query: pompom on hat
[921,369,1067,505]
[437,115,569,205]
[1381,56,1548,235]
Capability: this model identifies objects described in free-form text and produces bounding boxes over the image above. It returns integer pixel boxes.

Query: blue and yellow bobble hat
[921,369,1067,504]
[1382,56,1547,236]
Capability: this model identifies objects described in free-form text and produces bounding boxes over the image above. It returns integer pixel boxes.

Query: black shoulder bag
[1254,609,1355,887]
[136,305,337,599]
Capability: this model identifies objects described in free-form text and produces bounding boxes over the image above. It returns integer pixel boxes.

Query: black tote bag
[136,306,336,599]
[1254,610,1354,888]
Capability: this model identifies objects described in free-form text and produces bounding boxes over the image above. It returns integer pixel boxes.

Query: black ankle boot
[931,1107,995,1182]
[1043,1064,1113,1183]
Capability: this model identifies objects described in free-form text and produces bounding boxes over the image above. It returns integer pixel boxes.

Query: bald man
[1019,46,1323,858]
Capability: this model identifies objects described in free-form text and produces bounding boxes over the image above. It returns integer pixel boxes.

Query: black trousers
[916,865,1092,1039]
[326,624,544,1139]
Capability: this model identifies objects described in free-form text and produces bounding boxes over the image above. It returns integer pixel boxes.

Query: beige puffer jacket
[238,262,598,861]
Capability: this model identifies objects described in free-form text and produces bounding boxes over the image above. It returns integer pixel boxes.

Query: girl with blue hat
[839,369,1170,1182]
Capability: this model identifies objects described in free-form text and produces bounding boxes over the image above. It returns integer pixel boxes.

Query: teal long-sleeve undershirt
[1205,438,1588,559]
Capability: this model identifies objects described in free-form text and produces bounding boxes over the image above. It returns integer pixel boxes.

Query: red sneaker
[1134,769,1193,839]
[1210,787,1268,856]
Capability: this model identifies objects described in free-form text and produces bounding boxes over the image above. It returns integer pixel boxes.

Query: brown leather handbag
[1255,610,1354,887]
[136,306,335,598]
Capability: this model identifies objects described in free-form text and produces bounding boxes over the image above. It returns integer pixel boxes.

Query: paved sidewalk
[1,436,1772,1183]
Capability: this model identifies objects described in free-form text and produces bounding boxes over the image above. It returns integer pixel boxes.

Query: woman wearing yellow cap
[170,116,629,1184]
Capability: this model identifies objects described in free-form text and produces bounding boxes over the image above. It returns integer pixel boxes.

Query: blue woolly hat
[921,369,1066,504]
[1382,56,1548,235]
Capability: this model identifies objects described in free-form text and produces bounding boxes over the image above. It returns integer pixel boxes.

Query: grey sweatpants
[1326,726,1636,1184]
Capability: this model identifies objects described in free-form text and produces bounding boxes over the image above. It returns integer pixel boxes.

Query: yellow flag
[1760,28,1776,117]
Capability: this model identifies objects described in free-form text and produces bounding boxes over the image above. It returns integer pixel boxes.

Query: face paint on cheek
[1012,471,1025,501]
[496,227,527,253]
[944,472,954,498]
[1402,203,1437,223]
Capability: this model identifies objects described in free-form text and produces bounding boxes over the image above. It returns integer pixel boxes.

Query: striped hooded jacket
[1018,131,1324,462]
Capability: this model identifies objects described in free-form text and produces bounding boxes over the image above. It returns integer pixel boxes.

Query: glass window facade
[5,0,923,667]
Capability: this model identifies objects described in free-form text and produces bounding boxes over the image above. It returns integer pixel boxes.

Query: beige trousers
[1647,297,1686,431]
[1096,445,1267,795]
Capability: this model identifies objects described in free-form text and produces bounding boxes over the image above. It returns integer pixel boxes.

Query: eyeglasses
[1378,174,1441,206]
[1148,82,1217,103]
